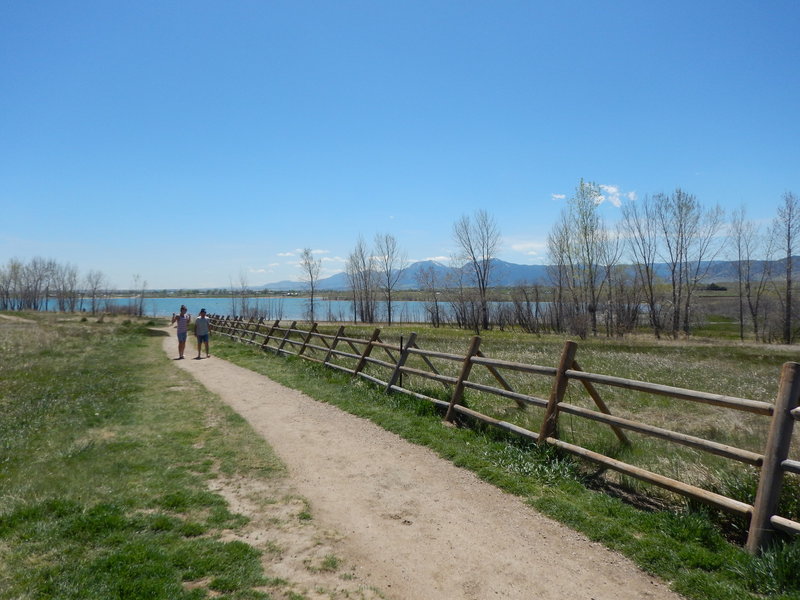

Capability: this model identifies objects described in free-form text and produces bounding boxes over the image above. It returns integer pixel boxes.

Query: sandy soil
[163,331,684,600]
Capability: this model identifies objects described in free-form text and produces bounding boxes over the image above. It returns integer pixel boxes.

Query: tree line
[0,257,148,316]
[304,183,799,344]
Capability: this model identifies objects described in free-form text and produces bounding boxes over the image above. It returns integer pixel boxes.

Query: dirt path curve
[163,332,683,600]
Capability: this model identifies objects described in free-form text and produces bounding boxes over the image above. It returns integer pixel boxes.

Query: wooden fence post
[324,325,345,365]
[444,336,482,423]
[262,320,280,351]
[538,340,578,444]
[386,332,417,392]
[572,359,630,446]
[352,328,381,377]
[242,317,256,342]
[298,323,318,356]
[250,318,264,343]
[277,321,297,354]
[476,350,525,408]
[746,361,800,554]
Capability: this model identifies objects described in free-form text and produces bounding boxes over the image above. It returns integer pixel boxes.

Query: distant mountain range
[260,257,797,292]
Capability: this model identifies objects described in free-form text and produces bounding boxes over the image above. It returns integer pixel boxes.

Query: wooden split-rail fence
[208,314,800,554]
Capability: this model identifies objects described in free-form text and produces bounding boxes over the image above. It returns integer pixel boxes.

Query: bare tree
[0,259,23,310]
[299,248,322,322]
[374,233,407,325]
[131,274,147,317]
[19,257,55,311]
[346,237,377,323]
[599,223,625,336]
[415,262,443,327]
[52,262,80,312]
[546,219,570,334]
[773,191,800,344]
[446,253,480,332]
[84,270,107,315]
[569,180,609,336]
[655,189,725,337]
[730,207,776,341]
[546,180,610,338]
[621,194,665,338]
[452,209,499,330]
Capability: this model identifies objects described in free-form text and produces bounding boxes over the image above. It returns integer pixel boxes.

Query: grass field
[0,314,377,600]
[3,312,800,600]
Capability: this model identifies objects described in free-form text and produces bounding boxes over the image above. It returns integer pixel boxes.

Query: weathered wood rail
[208,315,799,554]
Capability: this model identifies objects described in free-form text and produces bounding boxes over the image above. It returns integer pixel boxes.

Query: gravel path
[163,331,683,600]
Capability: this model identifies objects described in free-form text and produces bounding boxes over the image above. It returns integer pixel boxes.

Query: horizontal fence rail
[208,315,799,554]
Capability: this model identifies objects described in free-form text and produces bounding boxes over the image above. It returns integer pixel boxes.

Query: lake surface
[102,296,430,322]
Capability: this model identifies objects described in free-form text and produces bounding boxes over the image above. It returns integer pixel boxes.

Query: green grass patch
[0,315,287,599]
[211,332,800,600]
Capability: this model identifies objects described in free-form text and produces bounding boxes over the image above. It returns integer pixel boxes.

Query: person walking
[170,305,191,359]
[194,308,211,359]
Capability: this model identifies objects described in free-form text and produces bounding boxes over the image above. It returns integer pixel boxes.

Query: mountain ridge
[259,257,796,292]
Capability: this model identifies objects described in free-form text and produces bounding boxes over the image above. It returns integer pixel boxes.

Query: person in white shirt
[170,305,191,359]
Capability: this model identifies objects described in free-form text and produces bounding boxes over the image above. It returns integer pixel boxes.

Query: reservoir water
[93,296,429,322]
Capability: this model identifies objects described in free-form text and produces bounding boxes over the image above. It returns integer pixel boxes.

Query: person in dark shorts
[194,308,211,359]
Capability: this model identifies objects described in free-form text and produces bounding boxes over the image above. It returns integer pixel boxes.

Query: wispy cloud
[277,251,294,257]
[598,184,637,207]
[291,248,330,256]
[510,240,547,257]
[552,185,636,208]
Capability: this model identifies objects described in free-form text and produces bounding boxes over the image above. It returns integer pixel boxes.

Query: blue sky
[2,1,798,289]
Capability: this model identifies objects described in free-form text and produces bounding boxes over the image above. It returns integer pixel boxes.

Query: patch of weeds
[304,553,341,573]
[298,499,313,521]
[733,539,800,596]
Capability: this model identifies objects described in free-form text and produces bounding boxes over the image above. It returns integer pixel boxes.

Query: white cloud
[415,255,449,263]
[510,240,547,257]
[551,193,566,201]
[291,248,331,256]
[598,184,636,208]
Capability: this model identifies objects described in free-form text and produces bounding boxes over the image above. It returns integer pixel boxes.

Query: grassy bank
[0,314,373,600]
[210,328,800,600]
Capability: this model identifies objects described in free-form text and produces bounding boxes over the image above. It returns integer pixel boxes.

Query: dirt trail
[163,331,683,600]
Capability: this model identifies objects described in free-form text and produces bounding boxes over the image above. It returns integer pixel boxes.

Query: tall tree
[374,233,407,325]
[773,191,800,344]
[52,262,80,312]
[569,179,608,336]
[346,237,377,323]
[655,189,724,337]
[621,194,664,338]
[452,209,499,330]
[415,263,443,327]
[547,180,609,337]
[299,248,322,322]
[546,221,570,334]
[84,269,107,316]
[730,207,776,341]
